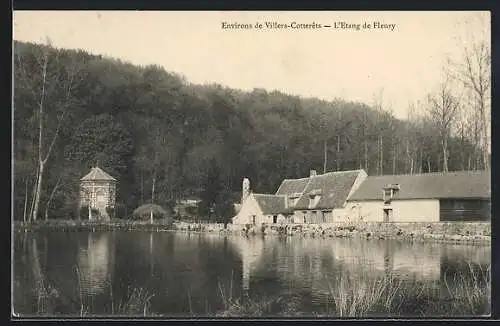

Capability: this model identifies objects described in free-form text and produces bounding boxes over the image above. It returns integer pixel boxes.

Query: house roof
[347,170,490,201]
[253,193,287,215]
[80,167,116,181]
[276,178,310,196]
[275,170,364,210]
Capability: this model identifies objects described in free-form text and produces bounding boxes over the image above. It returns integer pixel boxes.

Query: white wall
[232,194,269,225]
[345,199,440,223]
[332,208,348,222]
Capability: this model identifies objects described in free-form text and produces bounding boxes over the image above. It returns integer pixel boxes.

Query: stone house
[232,193,289,225]
[232,169,367,225]
[345,170,491,223]
[80,166,117,220]
[275,169,368,223]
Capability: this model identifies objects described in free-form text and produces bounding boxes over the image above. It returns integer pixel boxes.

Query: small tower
[242,178,250,205]
[80,165,117,220]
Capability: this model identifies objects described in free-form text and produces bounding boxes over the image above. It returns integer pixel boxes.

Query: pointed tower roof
[80,167,116,181]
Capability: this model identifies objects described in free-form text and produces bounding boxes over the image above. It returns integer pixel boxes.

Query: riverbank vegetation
[15,263,490,318]
[13,219,174,232]
[14,22,490,226]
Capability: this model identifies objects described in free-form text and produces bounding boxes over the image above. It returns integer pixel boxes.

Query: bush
[132,204,173,224]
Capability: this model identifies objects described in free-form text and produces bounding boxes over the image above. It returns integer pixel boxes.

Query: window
[252,215,256,225]
[273,215,278,224]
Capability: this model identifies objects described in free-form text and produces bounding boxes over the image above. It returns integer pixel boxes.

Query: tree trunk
[323,139,327,174]
[23,176,29,223]
[418,148,423,174]
[479,95,489,170]
[32,162,45,222]
[336,135,340,171]
[141,172,144,205]
[392,143,397,175]
[442,137,449,172]
[410,155,414,175]
[378,135,384,175]
[364,140,368,172]
[29,168,39,222]
[44,178,61,221]
[151,170,156,204]
[151,169,156,224]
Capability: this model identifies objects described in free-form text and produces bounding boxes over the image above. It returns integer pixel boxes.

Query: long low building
[345,170,491,223]
[232,169,490,225]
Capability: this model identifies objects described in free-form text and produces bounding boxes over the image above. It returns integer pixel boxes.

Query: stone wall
[171,221,491,245]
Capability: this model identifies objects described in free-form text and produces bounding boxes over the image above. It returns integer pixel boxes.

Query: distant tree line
[13,20,490,223]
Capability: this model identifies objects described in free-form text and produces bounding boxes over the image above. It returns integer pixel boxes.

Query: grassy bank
[15,263,490,318]
[13,219,174,233]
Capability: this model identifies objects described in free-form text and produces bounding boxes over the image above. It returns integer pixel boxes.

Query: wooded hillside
[13,40,490,222]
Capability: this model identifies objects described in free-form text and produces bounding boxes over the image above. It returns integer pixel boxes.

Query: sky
[13,11,490,120]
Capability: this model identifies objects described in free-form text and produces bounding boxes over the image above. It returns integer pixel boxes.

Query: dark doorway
[383,208,393,222]
[273,215,278,224]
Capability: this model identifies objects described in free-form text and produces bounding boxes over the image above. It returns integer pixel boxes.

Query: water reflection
[226,236,266,290]
[77,232,114,296]
[13,231,490,317]
[227,235,490,305]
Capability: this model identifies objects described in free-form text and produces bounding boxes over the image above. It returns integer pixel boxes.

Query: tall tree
[15,39,81,222]
[426,74,461,172]
[448,13,491,170]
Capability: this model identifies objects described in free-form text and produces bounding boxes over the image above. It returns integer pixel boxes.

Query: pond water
[12,230,491,318]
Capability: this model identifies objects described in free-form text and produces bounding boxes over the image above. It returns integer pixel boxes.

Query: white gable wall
[232,194,265,225]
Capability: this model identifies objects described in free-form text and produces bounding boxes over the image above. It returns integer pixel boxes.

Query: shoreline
[12,220,490,246]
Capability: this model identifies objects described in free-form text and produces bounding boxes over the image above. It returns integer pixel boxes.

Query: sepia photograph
[12,10,491,318]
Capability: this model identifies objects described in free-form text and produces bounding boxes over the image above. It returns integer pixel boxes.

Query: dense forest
[13,38,490,222]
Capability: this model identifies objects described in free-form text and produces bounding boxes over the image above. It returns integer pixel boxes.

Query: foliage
[13,40,488,222]
[132,203,172,222]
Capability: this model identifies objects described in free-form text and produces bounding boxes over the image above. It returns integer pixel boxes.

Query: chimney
[242,178,250,204]
[310,169,317,177]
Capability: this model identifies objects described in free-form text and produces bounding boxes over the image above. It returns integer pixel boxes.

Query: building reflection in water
[76,232,114,296]
[228,235,490,300]
[226,236,266,290]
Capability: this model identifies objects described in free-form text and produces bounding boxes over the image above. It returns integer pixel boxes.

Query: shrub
[132,204,173,225]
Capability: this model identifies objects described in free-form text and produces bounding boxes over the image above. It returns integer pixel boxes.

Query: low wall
[14,220,491,245]
[172,221,491,245]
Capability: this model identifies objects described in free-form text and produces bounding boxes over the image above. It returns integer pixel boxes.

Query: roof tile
[348,170,490,201]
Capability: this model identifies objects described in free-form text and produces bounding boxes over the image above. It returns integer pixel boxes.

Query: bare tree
[15,39,80,222]
[44,177,62,221]
[372,89,386,175]
[448,13,491,170]
[426,75,461,173]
